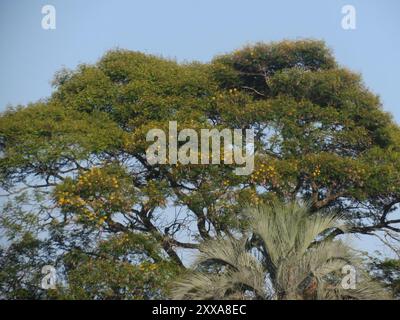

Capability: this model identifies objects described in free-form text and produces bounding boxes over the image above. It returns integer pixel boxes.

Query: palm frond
[171,202,391,300]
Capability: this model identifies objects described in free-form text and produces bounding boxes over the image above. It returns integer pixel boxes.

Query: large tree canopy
[1,40,400,295]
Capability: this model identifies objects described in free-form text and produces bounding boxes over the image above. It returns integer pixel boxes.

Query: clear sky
[1,0,400,120]
[0,0,399,257]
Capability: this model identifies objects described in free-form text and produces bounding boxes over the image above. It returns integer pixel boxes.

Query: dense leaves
[1,40,399,298]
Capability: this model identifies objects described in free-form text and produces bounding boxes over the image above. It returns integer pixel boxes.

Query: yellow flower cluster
[211,88,239,100]
[312,166,321,178]
[344,166,366,183]
[251,163,277,183]
[228,88,238,94]
[98,216,107,225]
[138,263,158,272]
[55,167,128,226]
[57,191,71,206]
[80,208,108,225]
[222,180,229,186]
[57,191,86,206]
[76,168,119,189]
[345,167,365,175]
[83,208,96,221]
[250,190,260,205]
[115,234,130,245]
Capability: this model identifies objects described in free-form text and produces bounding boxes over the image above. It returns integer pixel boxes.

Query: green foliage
[0,232,50,299]
[1,39,399,299]
[0,195,180,300]
[56,232,180,299]
[212,40,336,94]
[370,258,400,298]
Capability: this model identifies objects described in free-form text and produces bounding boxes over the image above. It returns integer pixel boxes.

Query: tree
[1,39,400,297]
[55,232,179,299]
[369,257,400,299]
[0,233,51,299]
[171,202,389,300]
[0,193,179,299]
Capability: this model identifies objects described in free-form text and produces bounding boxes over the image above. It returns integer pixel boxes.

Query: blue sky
[1,0,400,121]
[0,0,399,257]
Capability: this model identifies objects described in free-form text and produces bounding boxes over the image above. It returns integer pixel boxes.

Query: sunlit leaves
[54,165,136,225]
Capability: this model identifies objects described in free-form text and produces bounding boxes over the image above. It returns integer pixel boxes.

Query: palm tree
[171,202,390,300]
